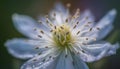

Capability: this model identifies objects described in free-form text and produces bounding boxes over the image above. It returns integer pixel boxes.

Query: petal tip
[109,9,117,16]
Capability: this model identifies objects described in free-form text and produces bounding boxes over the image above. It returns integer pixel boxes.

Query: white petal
[50,3,69,25]
[21,49,59,69]
[72,53,89,69]
[5,38,51,59]
[79,42,119,62]
[85,9,117,40]
[56,51,74,69]
[12,14,49,39]
[56,51,89,69]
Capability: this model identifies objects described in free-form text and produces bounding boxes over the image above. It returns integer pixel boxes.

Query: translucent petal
[49,3,69,25]
[21,49,59,69]
[79,42,119,62]
[56,51,89,69]
[72,10,95,35]
[56,51,74,69]
[84,9,117,40]
[12,14,49,39]
[5,38,51,59]
[72,53,89,69]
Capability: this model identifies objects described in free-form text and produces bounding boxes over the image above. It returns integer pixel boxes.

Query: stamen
[42,59,46,62]
[60,26,64,29]
[38,52,42,55]
[40,30,44,34]
[38,20,42,24]
[45,46,48,48]
[49,56,52,58]
[54,26,57,29]
[73,25,77,29]
[53,12,56,17]
[77,31,80,35]
[76,22,79,24]
[50,30,53,32]
[66,3,71,8]
[66,32,69,35]
[65,54,68,58]
[65,18,68,23]
[86,38,88,40]
[38,35,42,38]
[33,59,37,61]
[96,27,100,30]
[35,46,39,49]
[89,28,92,31]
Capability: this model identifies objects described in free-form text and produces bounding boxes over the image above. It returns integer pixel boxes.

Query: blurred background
[0,0,120,69]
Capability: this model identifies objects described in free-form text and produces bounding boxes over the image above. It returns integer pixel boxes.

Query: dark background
[0,0,120,69]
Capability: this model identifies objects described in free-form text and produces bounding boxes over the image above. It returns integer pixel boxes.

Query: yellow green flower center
[52,24,75,48]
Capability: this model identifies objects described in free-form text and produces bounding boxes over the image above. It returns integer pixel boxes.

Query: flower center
[52,24,75,48]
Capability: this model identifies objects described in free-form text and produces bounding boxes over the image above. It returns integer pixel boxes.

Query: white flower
[5,3,119,69]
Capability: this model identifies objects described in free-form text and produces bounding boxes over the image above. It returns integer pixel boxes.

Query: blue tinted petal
[5,38,49,59]
[49,3,69,25]
[80,42,119,62]
[56,51,89,69]
[21,49,58,69]
[12,14,47,39]
[85,9,117,40]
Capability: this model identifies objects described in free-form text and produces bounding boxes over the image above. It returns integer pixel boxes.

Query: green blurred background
[0,0,120,69]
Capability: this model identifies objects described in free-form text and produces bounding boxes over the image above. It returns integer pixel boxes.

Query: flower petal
[84,9,117,40]
[56,51,74,69]
[5,38,51,59]
[21,49,59,69]
[12,14,49,39]
[49,3,69,25]
[79,42,119,62]
[56,51,89,69]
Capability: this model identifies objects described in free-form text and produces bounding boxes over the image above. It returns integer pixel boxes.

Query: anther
[86,38,88,40]
[53,12,56,17]
[38,52,42,55]
[38,20,42,23]
[66,32,69,35]
[76,22,79,24]
[89,28,92,31]
[54,26,56,29]
[40,30,44,34]
[42,59,46,62]
[65,54,68,58]
[35,47,39,49]
[49,56,52,58]
[65,18,68,23]
[33,59,37,61]
[60,26,64,29]
[73,25,77,29]
[50,30,53,32]
[96,27,100,30]
[77,31,80,35]
[45,15,49,18]
[38,35,42,38]
[66,3,71,8]
[45,46,48,48]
